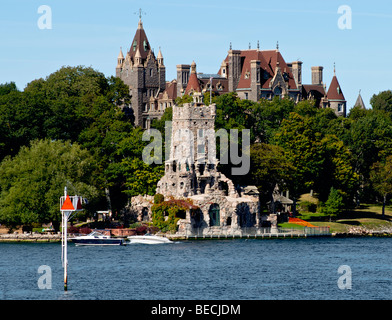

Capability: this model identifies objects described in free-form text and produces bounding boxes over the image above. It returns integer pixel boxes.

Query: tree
[274,112,325,198]
[0,139,99,231]
[370,90,392,113]
[370,155,392,219]
[321,188,344,221]
[248,143,294,207]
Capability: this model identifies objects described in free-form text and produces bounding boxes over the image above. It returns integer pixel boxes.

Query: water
[0,238,391,300]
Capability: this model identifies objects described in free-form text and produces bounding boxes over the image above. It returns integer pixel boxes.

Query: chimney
[311,66,323,85]
[291,61,302,86]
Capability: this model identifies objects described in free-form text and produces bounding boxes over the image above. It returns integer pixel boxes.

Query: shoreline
[0,231,391,242]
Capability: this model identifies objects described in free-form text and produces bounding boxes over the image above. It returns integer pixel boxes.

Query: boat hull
[127,235,172,244]
[72,238,125,246]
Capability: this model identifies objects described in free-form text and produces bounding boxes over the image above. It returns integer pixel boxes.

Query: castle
[131,92,262,235]
[116,18,350,128]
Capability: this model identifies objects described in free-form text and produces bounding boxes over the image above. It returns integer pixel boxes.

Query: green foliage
[0,139,99,230]
[248,143,294,202]
[321,188,344,220]
[151,198,198,233]
[154,194,164,204]
[370,90,392,113]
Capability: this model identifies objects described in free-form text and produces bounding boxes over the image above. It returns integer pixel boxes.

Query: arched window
[208,203,220,226]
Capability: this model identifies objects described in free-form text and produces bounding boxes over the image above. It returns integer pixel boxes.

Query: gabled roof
[327,75,345,100]
[128,19,152,62]
[220,49,298,90]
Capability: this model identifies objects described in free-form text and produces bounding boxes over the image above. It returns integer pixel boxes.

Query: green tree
[370,90,392,113]
[370,155,392,219]
[321,187,344,221]
[0,139,99,231]
[248,143,294,207]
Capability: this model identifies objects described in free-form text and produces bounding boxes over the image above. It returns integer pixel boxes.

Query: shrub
[154,193,164,204]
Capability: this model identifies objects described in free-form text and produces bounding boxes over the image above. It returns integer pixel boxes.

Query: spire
[276,41,279,51]
[134,48,142,66]
[157,47,164,66]
[354,90,366,109]
[185,61,201,95]
[129,11,151,63]
[327,70,345,101]
[117,47,124,66]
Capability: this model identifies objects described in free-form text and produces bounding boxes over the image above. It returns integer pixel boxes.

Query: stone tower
[156,95,231,198]
[116,18,166,127]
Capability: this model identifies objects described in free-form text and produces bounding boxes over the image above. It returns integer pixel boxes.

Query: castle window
[245,92,248,100]
[133,40,137,51]
[338,104,343,112]
[150,69,153,77]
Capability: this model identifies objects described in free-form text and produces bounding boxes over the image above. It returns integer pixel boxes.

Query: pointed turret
[134,48,142,66]
[157,47,164,66]
[185,61,202,95]
[354,90,366,109]
[327,65,346,117]
[117,48,124,67]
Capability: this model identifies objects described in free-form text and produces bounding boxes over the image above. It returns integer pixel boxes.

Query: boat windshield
[89,231,105,237]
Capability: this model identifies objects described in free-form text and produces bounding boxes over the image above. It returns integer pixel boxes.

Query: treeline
[0,66,163,230]
[0,66,391,230]
[207,91,392,218]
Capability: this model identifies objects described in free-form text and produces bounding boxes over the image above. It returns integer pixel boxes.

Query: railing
[180,225,331,238]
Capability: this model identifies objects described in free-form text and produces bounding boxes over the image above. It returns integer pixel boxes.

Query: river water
[0,237,391,300]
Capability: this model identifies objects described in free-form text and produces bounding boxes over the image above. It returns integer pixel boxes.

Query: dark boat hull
[72,238,125,246]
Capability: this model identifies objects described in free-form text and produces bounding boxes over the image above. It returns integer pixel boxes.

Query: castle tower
[116,18,165,128]
[156,100,220,198]
[327,65,346,117]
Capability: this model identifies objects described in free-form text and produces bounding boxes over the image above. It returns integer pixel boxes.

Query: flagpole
[210,77,212,105]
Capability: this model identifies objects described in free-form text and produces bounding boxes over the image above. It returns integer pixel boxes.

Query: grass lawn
[291,203,392,233]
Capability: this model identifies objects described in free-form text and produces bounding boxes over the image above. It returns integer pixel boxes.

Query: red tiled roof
[221,49,298,90]
[327,75,345,100]
[185,72,201,95]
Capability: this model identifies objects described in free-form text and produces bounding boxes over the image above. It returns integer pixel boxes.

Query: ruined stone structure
[153,94,260,236]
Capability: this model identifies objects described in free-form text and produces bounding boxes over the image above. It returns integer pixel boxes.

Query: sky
[1,0,392,111]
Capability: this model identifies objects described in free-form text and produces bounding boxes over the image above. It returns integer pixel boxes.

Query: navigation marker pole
[60,187,84,291]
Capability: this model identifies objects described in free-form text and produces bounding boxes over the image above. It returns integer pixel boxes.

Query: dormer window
[133,40,137,51]
[143,40,148,51]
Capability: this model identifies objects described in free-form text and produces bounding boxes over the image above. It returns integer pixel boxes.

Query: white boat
[127,233,173,244]
[72,230,125,246]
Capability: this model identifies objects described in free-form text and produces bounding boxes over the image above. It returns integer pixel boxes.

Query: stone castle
[119,17,356,234]
[116,18,360,129]
[132,92,262,235]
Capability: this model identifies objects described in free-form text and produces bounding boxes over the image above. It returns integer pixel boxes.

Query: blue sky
[1,0,392,110]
